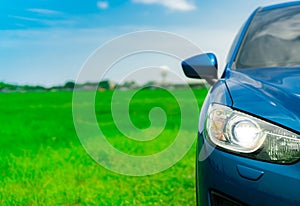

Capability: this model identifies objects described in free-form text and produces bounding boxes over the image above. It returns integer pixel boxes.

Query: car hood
[226,67,300,132]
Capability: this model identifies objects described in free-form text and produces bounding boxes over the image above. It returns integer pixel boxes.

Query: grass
[0,88,207,205]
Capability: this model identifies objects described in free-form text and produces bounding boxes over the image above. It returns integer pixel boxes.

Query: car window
[235,5,300,69]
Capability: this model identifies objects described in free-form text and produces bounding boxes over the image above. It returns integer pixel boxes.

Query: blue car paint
[198,139,300,206]
[261,1,300,11]
[196,79,234,205]
[193,1,300,206]
[236,165,264,181]
[227,68,300,133]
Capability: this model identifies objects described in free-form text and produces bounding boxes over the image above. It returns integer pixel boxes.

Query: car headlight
[205,104,300,164]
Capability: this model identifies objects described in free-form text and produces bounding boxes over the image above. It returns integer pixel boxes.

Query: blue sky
[0,0,291,86]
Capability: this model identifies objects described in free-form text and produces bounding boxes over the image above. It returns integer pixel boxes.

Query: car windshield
[235,5,300,69]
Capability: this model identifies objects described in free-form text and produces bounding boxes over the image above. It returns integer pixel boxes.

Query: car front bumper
[197,133,300,206]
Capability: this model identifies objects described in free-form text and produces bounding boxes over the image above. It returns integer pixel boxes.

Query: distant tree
[122,81,137,89]
[64,81,75,89]
[0,82,5,91]
[143,81,157,89]
[0,82,17,91]
[98,80,110,90]
[34,85,46,90]
[23,85,31,90]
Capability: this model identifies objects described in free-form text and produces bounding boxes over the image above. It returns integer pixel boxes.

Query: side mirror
[181,53,218,85]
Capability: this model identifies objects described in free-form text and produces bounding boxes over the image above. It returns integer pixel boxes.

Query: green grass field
[0,88,207,205]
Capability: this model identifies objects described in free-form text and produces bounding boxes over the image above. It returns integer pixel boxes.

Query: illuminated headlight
[206,104,300,163]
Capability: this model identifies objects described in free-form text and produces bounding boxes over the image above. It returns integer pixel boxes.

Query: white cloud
[28,8,62,15]
[97,1,109,10]
[10,15,75,27]
[132,0,196,11]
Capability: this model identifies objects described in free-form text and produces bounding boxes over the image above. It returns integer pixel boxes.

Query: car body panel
[226,68,300,132]
[261,1,300,11]
[198,138,300,206]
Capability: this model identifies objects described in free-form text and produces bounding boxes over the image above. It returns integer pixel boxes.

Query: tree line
[0,80,204,92]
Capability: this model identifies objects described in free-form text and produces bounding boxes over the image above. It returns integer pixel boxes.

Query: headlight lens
[206,104,300,163]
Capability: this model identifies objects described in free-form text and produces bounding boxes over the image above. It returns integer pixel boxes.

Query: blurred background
[1,0,288,87]
[0,0,289,205]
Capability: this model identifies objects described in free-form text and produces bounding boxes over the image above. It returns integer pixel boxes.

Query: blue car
[182,1,300,206]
